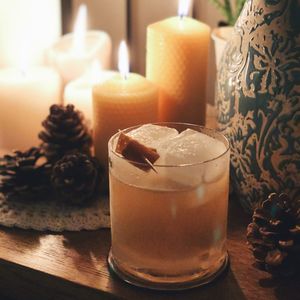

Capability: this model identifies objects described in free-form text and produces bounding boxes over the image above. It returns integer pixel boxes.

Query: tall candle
[64,63,117,126]
[0,0,61,67]
[146,0,211,125]
[0,67,61,151]
[47,4,112,84]
[93,42,158,167]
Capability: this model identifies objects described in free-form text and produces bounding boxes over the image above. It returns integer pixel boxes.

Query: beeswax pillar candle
[146,0,210,125]
[93,42,158,168]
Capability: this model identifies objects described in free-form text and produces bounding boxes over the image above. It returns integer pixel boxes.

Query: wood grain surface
[0,106,298,300]
[0,200,299,300]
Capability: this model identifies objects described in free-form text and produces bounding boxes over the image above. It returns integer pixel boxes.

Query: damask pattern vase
[216,0,300,212]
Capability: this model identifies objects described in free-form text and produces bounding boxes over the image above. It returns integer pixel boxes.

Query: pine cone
[51,153,101,206]
[247,193,300,277]
[39,104,92,162]
[0,147,51,201]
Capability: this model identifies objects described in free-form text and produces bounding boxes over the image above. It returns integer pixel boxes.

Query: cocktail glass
[108,123,230,290]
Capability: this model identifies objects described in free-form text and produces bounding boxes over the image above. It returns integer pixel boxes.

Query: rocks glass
[108,123,230,290]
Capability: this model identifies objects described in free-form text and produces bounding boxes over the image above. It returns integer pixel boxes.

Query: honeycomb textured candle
[93,73,158,168]
[146,17,210,125]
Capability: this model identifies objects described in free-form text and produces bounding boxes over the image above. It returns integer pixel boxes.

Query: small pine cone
[51,153,101,206]
[247,193,300,277]
[0,147,51,201]
[39,104,92,163]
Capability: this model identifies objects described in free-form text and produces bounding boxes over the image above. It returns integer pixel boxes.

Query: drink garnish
[116,132,159,172]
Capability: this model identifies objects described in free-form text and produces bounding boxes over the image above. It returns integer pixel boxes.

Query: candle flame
[72,4,87,54]
[178,0,192,18]
[19,41,29,76]
[118,41,129,80]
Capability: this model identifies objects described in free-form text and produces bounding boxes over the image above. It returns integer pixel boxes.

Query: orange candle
[146,0,210,125]
[93,42,158,168]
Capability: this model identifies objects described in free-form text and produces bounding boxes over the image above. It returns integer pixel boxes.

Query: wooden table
[0,106,299,300]
[0,200,299,300]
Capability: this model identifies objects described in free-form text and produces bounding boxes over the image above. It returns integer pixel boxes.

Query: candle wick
[179,14,184,20]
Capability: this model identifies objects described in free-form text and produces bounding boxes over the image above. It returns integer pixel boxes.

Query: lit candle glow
[47,4,112,84]
[118,41,129,80]
[178,0,191,18]
[0,66,61,151]
[0,0,61,68]
[72,4,87,55]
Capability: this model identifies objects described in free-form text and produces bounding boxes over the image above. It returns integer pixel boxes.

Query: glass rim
[108,122,230,168]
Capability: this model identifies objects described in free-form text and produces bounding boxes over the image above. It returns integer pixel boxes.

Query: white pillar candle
[64,64,117,126]
[0,0,61,67]
[47,5,112,84]
[0,67,62,151]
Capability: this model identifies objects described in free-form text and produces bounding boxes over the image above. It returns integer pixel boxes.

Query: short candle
[93,41,158,168]
[64,62,117,126]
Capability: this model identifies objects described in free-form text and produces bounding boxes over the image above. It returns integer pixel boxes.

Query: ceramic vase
[216,0,300,212]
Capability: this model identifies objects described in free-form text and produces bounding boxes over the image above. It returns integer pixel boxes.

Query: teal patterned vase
[216,0,300,212]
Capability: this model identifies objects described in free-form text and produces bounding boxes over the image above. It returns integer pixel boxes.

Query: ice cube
[127,124,178,148]
[156,129,227,186]
[160,129,226,165]
[111,124,179,189]
[204,155,228,183]
[186,185,210,208]
[121,126,228,188]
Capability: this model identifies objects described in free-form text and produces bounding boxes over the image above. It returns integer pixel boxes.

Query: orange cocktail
[108,123,230,290]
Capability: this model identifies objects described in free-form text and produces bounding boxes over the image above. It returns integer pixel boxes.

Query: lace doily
[0,193,110,232]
